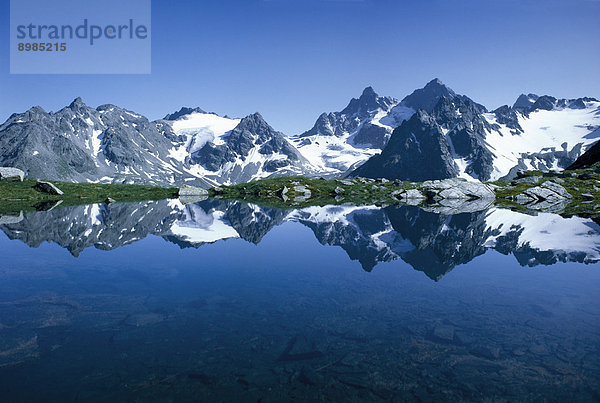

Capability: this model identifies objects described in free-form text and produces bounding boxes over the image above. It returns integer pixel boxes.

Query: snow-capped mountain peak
[163,106,208,121]
[290,86,411,175]
[400,78,458,113]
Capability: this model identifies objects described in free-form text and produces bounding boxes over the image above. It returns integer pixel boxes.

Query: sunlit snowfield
[0,200,598,401]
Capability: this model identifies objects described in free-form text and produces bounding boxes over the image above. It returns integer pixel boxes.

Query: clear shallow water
[0,200,599,401]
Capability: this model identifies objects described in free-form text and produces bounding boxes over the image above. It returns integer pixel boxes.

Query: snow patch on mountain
[483,99,600,179]
[169,112,241,154]
[290,87,411,175]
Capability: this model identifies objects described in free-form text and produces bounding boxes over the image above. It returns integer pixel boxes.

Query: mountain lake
[0,199,598,401]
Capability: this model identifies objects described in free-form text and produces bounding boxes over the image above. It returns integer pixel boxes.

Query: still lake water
[0,199,599,401]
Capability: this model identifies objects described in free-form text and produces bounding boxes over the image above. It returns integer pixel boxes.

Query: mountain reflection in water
[0,199,599,401]
[1,199,599,280]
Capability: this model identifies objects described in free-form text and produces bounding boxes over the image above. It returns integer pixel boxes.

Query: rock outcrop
[511,181,573,212]
[0,167,25,181]
[567,140,600,170]
[33,181,64,195]
[419,178,495,201]
[178,185,209,197]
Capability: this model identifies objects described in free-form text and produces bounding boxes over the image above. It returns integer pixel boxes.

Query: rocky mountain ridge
[1,79,598,186]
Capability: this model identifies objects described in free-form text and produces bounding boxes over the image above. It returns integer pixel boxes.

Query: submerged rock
[432,324,455,342]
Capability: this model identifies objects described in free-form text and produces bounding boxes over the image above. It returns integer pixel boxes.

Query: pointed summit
[68,97,86,109]
[341,86,397,116]
[401,78,456,113]
[361,86,377,97]
[234,112,275,136]
[164,106,207,120]
[513,93,539,111]
[426,78,445,87]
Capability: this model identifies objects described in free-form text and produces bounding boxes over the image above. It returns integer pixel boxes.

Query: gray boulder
[34,181,64,195]
[178,185,208,197]
[0,167,24,181]
[419,178,495,200]
[514,175,541,184]
[539,181,572,198]
[521,181,571,202]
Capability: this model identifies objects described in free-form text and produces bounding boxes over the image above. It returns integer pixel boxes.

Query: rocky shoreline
[211,168,600,217]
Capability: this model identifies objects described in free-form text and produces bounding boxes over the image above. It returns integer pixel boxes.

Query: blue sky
[1,0,599,135]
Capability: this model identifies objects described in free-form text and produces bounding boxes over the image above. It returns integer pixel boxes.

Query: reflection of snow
[170,205,239,244]
[484,208,600,262]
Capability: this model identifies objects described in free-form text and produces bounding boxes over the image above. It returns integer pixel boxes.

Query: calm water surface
[0,199,598,401]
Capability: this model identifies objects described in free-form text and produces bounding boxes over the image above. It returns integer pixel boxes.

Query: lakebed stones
[33,180,63,195]
[0,167,25,182]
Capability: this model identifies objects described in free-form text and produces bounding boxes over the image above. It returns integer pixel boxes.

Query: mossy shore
[210,167,600,218]
[0,178,178,214]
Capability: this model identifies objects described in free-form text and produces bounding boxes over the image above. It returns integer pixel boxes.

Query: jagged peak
[425,78,445,88]
[163,106,207,120]
[236,112,271,130]
[361,86,377,97]
[341,86,396,116]
[68,97,86,109]
[401,78,457,113]
[243,111,265,121]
